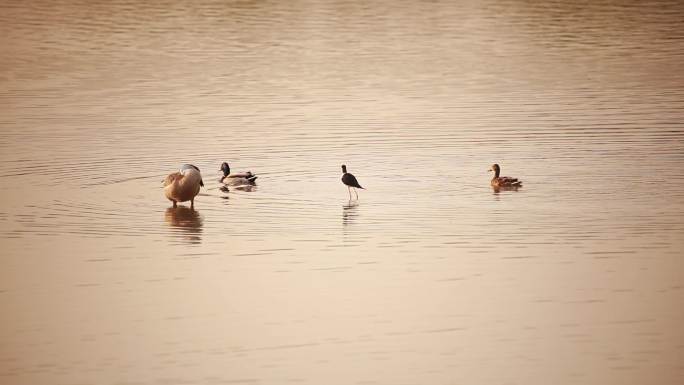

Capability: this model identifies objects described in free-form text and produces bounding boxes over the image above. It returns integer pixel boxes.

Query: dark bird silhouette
[341,164,364,200]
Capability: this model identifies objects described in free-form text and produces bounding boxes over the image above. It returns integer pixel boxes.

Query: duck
[163,164,204,209]
[341,164,364,200]
[488,163,522,188]
[219,162,257,186]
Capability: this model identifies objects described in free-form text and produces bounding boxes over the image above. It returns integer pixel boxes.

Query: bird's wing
[227,172,253,178]
[163,172,182,187]
[500,176,522,186]
[342,173,363,189]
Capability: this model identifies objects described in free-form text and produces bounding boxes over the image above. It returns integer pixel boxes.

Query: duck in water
[219,162,257,186]
[163,164,204,209]
[488,163,522,189]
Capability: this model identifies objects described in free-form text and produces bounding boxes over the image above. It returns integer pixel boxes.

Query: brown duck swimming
[489,163,522,188]
[341,164,364,200]
[163,164,204,209]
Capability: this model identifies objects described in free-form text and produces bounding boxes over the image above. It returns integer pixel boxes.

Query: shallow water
[1,0,683,384]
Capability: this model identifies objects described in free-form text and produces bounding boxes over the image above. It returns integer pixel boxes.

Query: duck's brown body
[489,164,522,188]
[163,166,203,208]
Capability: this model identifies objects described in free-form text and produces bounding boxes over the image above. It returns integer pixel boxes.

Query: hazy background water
[1,0,683,384]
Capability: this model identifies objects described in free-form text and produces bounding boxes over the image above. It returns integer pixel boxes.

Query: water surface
[1,1,683,384]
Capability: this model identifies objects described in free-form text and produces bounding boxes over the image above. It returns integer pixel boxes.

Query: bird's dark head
[220,162,230,176]
[341,164,347,173]
[489,164,500,177]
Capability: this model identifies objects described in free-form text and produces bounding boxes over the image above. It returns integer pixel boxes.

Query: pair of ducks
[163,163,521,208]
[163,162,257,209]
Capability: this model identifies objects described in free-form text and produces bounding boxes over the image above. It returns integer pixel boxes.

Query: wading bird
[341,164,364,200]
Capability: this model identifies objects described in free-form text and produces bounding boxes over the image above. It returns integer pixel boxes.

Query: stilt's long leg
[348,186,352,200]
[190,198,194,210]
[354,188,358,200]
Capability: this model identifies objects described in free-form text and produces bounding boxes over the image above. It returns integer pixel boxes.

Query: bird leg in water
[348,186,352,200]
[354,188,358,200]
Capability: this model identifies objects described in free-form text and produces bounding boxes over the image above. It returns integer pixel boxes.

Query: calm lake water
[1,0,683,384]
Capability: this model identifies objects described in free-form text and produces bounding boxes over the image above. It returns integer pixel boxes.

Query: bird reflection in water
[342,200,359,226]
[492,185,521,195]
[219,185,257,198]
[219,185,230,198]
[232,184,257,192]
[164,206,203,244]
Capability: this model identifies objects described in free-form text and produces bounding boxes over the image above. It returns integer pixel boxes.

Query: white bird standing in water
[163,164,204,209]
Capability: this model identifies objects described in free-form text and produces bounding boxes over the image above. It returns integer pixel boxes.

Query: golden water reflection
[342,200,359,226]
[164,206,203,244]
